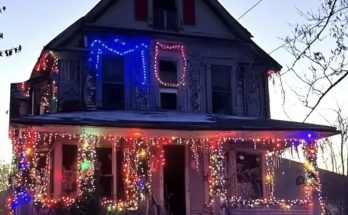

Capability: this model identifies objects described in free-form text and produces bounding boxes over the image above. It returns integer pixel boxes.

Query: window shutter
[183,0,195,25]
[134,0,148,21]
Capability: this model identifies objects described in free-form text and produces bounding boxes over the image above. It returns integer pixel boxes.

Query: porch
[7,111,338,215]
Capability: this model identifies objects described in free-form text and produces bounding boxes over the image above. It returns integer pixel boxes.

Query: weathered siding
[57,51,87,112]
[183,0,235,39]
[51,35,268,117]
[93,0,148,30]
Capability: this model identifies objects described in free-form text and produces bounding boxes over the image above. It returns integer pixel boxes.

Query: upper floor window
[211,65,232,114]
[153,0,178,30]
[159,60,178,110]
[159,60,177,84]
[101,57,125,110]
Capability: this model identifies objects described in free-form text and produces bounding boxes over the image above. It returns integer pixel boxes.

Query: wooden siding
[91,0,235,39]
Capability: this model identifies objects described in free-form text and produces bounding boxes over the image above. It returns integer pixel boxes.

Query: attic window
[153,0,178,30]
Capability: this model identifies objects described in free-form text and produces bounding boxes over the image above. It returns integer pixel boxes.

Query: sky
[0,0,347,165]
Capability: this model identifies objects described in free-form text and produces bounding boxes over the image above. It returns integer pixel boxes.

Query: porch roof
[11,111,339,139]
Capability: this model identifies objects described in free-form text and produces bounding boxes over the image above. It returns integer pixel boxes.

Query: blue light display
[10,188,31,211]
[88,36,150,86]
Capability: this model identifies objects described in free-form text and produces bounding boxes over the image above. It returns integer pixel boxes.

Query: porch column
[209,138,227,215]
[53,143,62,198]
[303,141,323,215]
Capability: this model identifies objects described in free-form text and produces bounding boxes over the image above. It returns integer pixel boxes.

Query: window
[160,89,177,110]
[96,147,113,198]
[101,57,125,110]
[211,65,232,114]
[62,145,77,196]
[116,147,125,200]
[159,60,177,84]
[158,60,178,110]
[153,0,178,30]
[236,152,262,199]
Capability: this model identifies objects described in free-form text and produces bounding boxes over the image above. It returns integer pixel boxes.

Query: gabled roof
[43,0,281,70]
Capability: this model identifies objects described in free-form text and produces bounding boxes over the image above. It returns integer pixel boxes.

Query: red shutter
[183,0,196,25]
[134,0,148,21]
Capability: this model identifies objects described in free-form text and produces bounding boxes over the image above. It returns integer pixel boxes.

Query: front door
[163,145,186,215]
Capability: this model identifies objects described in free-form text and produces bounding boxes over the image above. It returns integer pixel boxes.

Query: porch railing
[220,203,312,215]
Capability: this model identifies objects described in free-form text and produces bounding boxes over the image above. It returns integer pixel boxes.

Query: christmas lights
[77,134,97,196]
[89,37,150,86]
[154,41,187,87]
[265,151,277,199]
[18,82,30,98]
[7,128,321,214]
[229,196,311,209]
[303,142,325,214]
[35,51,59,74]
[208,138,226,204]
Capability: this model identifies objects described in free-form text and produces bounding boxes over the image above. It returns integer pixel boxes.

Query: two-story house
[8,0,339,215]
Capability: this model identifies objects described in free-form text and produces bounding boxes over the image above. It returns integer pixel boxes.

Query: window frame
[154,48,187,111]
[230,149,268,199]
[149,0,182,30]
[159,88,178,110]
[97,56,129,110]
[206,61,237,115]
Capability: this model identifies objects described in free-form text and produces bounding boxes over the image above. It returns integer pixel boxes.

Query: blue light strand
[10,188,31,211]
[89,37,150,86]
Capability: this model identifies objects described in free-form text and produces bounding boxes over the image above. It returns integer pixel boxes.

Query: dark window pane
[211,65,232,114]
[102,57,124,83]
[62,145,77,196]
[96,148,112,175]
[236,152,263,199]
[160,61,177,84]
[166,10,178,29]
[116,147,125,200]
[161,92,177,110]
[154,0,176,10]
[153,8,165,29]
[101,57,125,110]
[102,84,125,110]
[153,0,177,29]
[63,145,77,170]
[50,149,54,194]
[211,65,231,91]
[96,148,113,198]
[212,92,231,114]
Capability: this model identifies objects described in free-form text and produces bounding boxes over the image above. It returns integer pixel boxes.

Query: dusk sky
[0,0,346,163]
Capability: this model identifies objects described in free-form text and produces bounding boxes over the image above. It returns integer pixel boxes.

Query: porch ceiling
[10,111,339,140]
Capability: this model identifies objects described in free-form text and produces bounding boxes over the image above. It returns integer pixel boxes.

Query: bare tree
[280,0,348,122]
[0,5,21,57]
[0,161,10,191]
[318,106,348,175]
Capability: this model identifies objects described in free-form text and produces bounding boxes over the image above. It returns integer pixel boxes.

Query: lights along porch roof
[11,111,339,136]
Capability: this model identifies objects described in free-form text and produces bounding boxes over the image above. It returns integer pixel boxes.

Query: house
[7,0,339,215]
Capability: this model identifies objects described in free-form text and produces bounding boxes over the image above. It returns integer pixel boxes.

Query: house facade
[8,0,339,215]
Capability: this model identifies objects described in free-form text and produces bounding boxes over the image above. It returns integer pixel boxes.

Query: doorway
[163,145,186,215]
